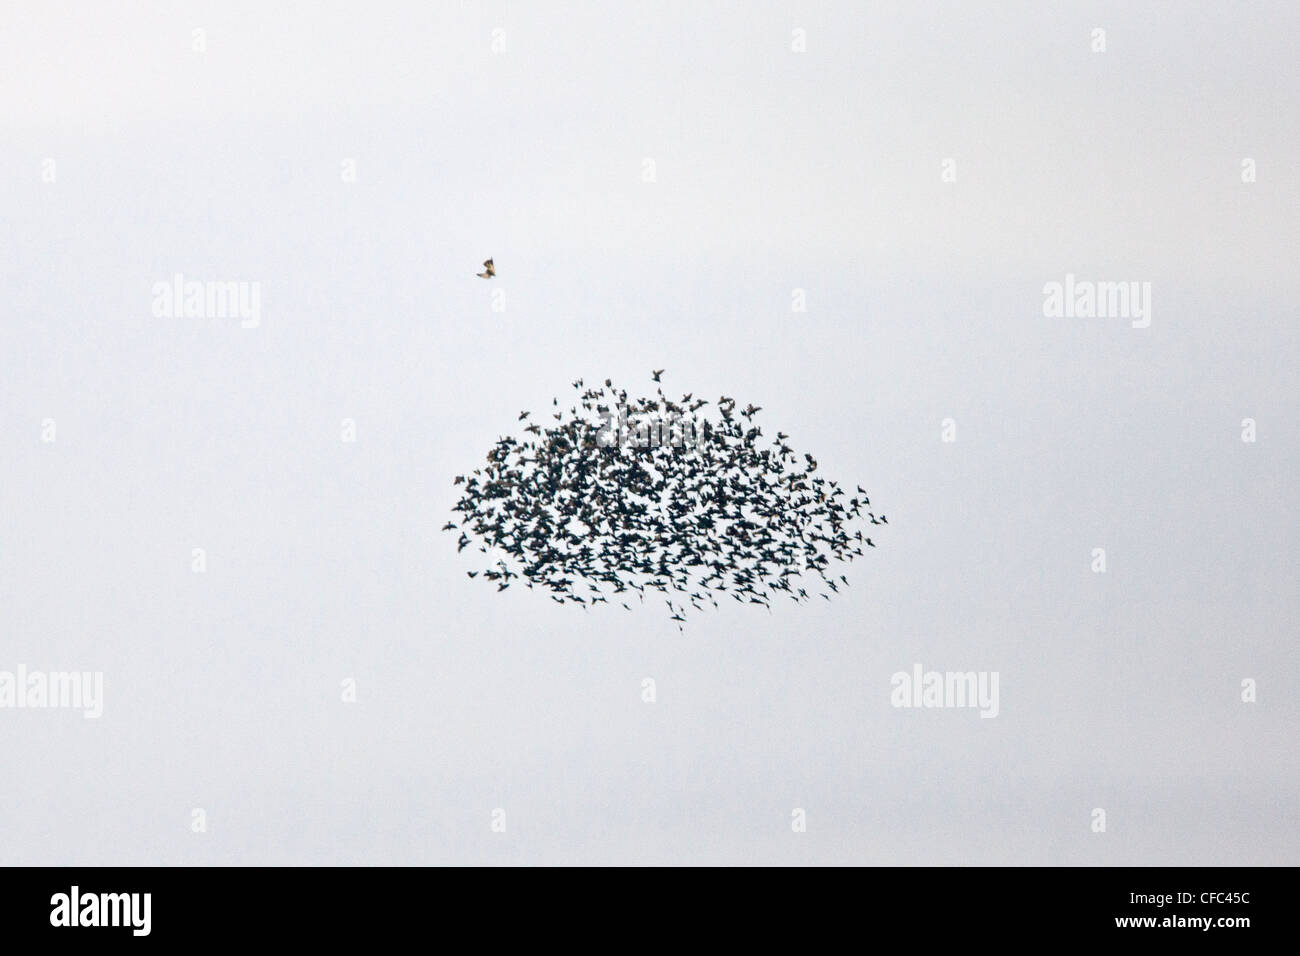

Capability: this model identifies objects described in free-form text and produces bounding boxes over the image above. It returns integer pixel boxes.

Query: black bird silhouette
[476,258,495,279]
[652,369,665,382]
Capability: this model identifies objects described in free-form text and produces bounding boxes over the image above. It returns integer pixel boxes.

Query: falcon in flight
[476,258,495,279]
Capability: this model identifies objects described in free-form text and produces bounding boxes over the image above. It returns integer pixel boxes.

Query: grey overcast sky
[1,1,1297,864]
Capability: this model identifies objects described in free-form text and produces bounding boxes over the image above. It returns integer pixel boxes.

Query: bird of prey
[476,258,495,279]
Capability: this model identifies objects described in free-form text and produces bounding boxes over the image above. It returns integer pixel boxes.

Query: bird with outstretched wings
[476,258,495,279]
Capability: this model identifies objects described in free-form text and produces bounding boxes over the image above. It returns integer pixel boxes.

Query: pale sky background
[1,1,1297,864]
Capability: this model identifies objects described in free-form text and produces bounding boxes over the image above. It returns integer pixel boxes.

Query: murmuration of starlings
[444,372,885,627]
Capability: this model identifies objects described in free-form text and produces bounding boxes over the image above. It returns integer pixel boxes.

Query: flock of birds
[445,368,885,626]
